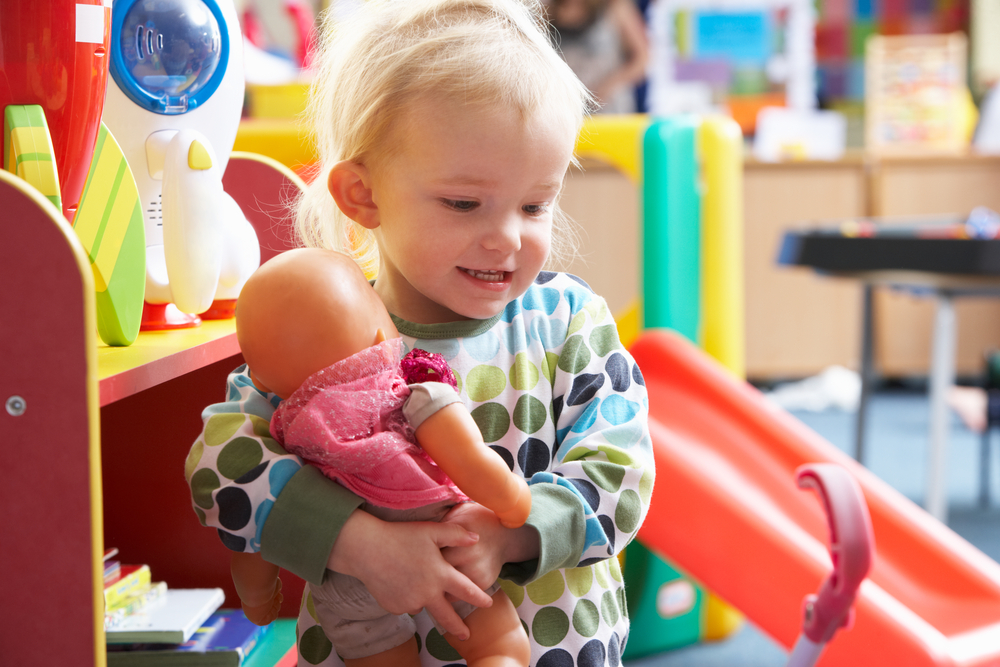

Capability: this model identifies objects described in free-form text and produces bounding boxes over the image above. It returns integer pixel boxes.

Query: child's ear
[328,161,379,229]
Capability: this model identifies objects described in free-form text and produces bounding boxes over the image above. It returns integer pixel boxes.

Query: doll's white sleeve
[402,381,462,430]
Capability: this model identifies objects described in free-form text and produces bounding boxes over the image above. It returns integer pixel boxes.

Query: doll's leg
[444,589,530,667]
[309,576,421,667]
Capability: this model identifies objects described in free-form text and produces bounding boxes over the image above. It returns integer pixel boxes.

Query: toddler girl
[231,247,531,666]
[185,1,654,665]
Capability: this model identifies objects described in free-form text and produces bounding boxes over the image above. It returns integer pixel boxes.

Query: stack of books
[104,549,269,666]
[104,550,169,630]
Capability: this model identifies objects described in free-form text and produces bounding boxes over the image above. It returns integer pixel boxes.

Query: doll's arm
[230,551,283,626]
[414,403,531,528]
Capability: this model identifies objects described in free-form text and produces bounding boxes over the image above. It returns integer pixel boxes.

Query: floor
[624,386,1000,666]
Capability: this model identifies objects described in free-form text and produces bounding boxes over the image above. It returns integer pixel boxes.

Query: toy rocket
[0,0,112,224]
[103,0,259,326]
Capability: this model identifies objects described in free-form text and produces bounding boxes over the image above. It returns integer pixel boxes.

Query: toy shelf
[98,321,239,406]
[1,154,304,667]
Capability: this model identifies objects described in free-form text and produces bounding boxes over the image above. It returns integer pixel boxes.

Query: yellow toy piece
[73,122,146,346]
[4,105,62,211]
[575,114,649,183]
[699,116,745,379]
[187,140,213,170]
[575,115,650,343]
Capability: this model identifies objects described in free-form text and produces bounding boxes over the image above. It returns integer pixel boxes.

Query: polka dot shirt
[186,272,654,666]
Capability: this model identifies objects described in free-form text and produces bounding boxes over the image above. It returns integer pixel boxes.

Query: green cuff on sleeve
[499,482,586,585]
[260,465,364,585]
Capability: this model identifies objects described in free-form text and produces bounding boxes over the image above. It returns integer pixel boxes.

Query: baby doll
[230,247,531,667]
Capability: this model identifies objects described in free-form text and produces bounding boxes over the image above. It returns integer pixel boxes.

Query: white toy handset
[160,129,259,315]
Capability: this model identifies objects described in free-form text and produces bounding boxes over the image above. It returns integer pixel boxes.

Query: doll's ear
[328,161,379,229]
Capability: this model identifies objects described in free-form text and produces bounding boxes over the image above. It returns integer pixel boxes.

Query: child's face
[366,98,577,324]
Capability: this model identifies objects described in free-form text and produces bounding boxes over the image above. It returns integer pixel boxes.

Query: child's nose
[482,213,522,253]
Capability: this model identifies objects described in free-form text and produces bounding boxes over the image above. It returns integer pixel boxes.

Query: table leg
[981,429,991,508]
[855,284,875,465]
[927,292,957,522]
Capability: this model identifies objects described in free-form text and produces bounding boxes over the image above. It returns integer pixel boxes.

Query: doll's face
[236,248,398,399]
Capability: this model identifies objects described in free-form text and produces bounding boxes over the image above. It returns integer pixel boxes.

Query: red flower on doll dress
[269,338,466,510]
[400,348,458,388]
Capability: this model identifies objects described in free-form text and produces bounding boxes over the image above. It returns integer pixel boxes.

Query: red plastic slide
[631,330,1000,666]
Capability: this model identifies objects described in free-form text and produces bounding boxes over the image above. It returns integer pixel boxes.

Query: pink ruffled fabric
[270,338,465,510]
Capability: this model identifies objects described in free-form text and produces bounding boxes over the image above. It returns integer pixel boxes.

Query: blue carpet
[624,388,1000,666]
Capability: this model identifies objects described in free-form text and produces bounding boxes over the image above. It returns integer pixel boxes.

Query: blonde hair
[294,0,593,277]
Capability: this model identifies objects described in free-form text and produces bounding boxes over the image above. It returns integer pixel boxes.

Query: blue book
[107,609,271,667]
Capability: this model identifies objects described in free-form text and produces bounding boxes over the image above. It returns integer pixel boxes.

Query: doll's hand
[328,510,493,640]
[441,502,540,591]
[241,578,282,626]
[493,477,531,529]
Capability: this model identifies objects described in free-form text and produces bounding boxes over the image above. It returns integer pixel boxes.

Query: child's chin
[450,300,507,321]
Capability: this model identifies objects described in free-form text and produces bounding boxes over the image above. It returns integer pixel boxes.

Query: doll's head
[236,248,398,399]
[294,0,592,277]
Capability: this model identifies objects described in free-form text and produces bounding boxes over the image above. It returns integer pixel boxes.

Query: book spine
[104,581,168,630]
[104,565,151,609]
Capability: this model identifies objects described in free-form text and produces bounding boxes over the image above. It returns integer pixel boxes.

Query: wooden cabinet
[868,155,1000,377]
[563,151,1000,380]
[743,159,867,378]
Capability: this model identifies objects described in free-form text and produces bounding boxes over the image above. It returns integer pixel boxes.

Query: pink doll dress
[269,337,466,510]
[268,338,494,659]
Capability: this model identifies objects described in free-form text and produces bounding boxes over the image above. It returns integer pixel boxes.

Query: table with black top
[779,218,1000,522]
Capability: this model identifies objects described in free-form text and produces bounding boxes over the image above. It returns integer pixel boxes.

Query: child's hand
[440,502,541,590]
[328,509,494,640]
[242,578,282,626]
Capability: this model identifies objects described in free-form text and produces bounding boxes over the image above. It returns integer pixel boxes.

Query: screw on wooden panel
[5,396,25,416]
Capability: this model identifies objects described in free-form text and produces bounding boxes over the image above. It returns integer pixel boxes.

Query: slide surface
[631,330,1000,666]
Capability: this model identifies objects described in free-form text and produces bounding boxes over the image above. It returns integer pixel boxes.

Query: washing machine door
[110,0,230,115]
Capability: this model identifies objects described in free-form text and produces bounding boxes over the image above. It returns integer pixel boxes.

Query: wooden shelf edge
[98,323,242,406]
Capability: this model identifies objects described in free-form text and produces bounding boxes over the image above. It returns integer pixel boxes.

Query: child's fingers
[432,521,480,549]
[444,570,494,610]
[425,598,471,641]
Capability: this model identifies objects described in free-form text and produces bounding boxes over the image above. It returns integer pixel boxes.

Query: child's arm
[186,365,493,638]
[414,402,531,528]
[230,552,282,626]
[444,277,654,587]
[186,365,362,582]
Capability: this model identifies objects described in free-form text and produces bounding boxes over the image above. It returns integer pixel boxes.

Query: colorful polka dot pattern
[186,369,296,553]
[186,273,652,666]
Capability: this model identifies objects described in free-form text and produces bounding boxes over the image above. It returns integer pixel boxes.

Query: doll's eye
[442,199,478,211]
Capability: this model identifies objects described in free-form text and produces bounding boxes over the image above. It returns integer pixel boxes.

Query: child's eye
[442,199,478,212]
[523,203,550,216]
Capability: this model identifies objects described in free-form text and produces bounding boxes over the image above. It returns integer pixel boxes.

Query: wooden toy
[73,122,147,346]
[4,105,62,210]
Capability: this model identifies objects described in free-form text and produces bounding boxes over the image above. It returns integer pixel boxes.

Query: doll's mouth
[461,268,507,282]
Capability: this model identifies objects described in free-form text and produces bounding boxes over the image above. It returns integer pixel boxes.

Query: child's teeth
[465,269,504,282]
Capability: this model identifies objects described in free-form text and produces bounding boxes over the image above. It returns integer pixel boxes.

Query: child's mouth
[461,268,507,282]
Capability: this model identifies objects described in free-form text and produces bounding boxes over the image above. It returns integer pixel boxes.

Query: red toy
[0,0,111,223]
